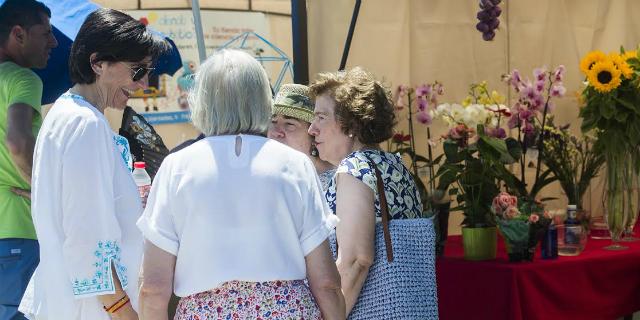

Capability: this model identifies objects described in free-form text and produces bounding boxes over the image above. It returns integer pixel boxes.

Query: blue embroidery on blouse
[60,92,134,171]
[60,92,87,102]
[72,240,128,296]
[113,135,133,172]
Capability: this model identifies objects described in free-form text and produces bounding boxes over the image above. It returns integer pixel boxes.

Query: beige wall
[307,0,640,234]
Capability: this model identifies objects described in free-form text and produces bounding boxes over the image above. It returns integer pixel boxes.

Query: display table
[436,226,640,320]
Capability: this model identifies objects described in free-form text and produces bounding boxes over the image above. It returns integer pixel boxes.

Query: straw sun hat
[272,84,314,123]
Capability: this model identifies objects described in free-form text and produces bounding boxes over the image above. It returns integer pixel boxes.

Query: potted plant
[432,82,520,260]
[492,192,552,262]
[499,65,567,204]
[389,82,450,256]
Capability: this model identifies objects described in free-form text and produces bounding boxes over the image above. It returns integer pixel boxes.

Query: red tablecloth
[437,226,640,320]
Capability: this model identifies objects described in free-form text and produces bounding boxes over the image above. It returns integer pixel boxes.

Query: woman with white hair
[136,49,345,320]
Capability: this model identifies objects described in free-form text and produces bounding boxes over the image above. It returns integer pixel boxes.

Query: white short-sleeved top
[20,93,144,320]
[137,135,338,297]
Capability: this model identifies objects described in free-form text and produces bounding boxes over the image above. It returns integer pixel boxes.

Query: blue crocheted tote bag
[329,158,439,320]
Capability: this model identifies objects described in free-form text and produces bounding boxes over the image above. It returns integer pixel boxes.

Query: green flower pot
[462,226,497,261]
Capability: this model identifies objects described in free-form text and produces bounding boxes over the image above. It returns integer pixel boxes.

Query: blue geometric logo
[218,31,294,95]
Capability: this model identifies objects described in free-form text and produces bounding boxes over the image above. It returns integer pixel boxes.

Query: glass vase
[622,168,639,241]
[603,152,634,250]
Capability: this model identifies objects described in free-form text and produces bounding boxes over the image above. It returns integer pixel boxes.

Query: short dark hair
[0,0,51,45]
[309,67,396,145]
[69,8,167,85]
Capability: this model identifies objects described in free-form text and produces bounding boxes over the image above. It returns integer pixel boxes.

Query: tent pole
[339,0,361,71]
[291,0,309,84]
[191,0,207,63]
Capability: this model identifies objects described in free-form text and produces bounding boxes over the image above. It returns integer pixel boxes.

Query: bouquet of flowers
[579,48,640,158]
[432,82,521,228]
[492,192,552,262]
[541,118,605,209]
[579,48,640,247]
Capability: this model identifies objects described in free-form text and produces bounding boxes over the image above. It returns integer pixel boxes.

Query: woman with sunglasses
[19,8,165,320]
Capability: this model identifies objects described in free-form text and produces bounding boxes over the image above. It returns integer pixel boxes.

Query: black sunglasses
[120,62,155,82]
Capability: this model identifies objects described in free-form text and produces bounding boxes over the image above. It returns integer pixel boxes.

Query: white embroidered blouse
[137,135,338,297]
[19,93,143,320]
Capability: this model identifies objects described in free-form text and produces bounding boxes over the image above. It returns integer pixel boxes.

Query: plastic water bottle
[132,161,151,208]
[564,204,579,244]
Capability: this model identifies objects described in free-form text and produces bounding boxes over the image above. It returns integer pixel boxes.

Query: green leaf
[615,111,629,122]
[505,138,523,161]
[496,165,527,197]
[478,136,514,163]
[443,140,461,163]
[435,164,460,190]
[627,57,640,69]
[613,96,640,116]
[428,154,445,167]
[600,102,616,119]
[628,119,640,146]
[580,113,598,133]
[413,154,431,163]
[448,187,459,196]
[529,168,557,197]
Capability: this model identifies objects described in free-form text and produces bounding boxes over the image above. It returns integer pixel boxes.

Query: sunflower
[587,60,622,93]
[580,51,607,75]
[609,53,634,79]
[623,50,637,61]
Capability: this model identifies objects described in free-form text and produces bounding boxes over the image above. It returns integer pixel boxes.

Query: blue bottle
[541,222,558,259]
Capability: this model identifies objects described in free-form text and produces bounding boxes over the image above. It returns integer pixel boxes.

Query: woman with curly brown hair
[308,67,425,318]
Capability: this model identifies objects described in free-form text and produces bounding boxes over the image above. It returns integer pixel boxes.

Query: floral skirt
[174,280,322,320]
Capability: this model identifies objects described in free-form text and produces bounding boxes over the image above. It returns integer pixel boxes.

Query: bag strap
[365,155,394,263]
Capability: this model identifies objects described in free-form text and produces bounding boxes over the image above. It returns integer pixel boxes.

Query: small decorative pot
[461,226,497,261]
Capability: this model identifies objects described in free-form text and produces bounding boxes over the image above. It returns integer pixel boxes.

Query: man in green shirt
[0,0,57,318]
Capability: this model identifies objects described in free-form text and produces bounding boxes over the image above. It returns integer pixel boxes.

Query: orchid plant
[389,82,447,212]
[432,82,522,228]
[499,65,567,202]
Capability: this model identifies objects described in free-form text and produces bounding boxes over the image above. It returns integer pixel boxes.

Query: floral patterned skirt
[174,280,322,320]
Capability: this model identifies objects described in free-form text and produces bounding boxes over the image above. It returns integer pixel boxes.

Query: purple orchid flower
[416,111,432,125]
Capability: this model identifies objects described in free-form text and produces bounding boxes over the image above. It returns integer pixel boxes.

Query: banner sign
[125,10,284,124]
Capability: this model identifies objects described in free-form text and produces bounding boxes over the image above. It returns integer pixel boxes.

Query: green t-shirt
[0,61,43,240]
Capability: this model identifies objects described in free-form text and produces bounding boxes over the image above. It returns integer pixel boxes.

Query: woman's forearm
[311,286,346,320]
[306,241,346,319]
[138,241,175,320]
[138,283,171,320]
[338,259,371,315]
